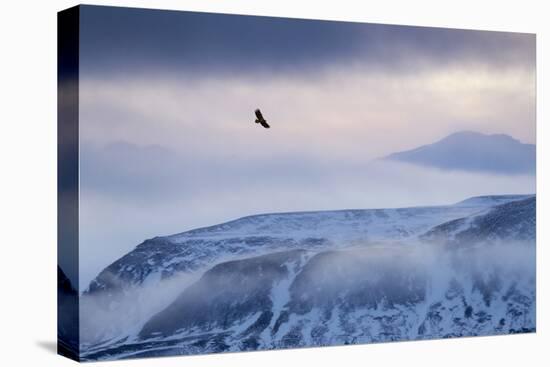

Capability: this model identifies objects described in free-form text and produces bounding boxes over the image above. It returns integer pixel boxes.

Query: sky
[74,5,536,289]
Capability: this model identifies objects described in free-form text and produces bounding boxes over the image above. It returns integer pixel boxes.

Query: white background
[0,0,547,365]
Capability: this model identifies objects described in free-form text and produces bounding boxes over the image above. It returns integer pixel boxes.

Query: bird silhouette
[254,109,270,129]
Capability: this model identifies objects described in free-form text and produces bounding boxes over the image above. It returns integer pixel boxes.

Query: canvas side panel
[57,5,80,362]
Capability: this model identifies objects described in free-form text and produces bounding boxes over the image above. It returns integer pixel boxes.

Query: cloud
[79,5,535,77]
[79,62,535,159]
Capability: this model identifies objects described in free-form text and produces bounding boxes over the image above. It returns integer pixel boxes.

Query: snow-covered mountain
[383,131,535,174]
[83,244,534,360]
[80,194,535,361]
[85,195,528,298]
[58,266,79,360]
[422,196,535,245]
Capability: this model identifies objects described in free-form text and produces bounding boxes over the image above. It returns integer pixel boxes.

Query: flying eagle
[254,109,270,129]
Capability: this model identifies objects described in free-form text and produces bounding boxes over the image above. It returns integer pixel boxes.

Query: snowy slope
[453,194,534,207]
[58,266,79,360]
[86,195,531,298]
[422,196,535,245]
[79,194,535,359]
[82,242,535,361]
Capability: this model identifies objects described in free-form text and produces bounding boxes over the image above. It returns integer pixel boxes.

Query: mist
[78,156,534,290]
[79,269,201,346]
[79,237,535,359]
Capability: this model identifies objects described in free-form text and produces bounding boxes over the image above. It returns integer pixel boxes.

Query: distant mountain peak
[383,131,535,175]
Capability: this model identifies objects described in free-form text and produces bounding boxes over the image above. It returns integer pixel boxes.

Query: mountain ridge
[84,194,531,296]
[79,194,536,360]
[383,131,535,174]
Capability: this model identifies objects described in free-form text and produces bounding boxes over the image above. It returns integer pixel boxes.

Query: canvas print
[58,5,536,362]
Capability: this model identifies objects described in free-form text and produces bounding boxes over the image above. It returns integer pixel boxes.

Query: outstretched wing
[255,109,264,120]
[260,120,270,129]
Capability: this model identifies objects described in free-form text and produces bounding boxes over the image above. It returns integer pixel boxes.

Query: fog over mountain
[78,132,536,290]
[78,195,535,361]
[384,131,535,174]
